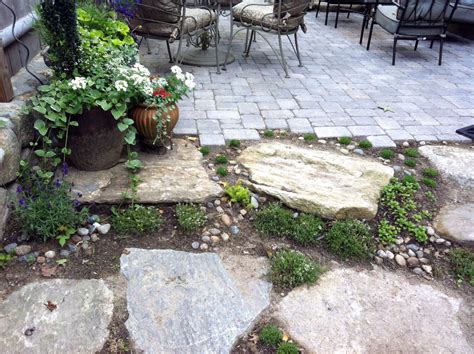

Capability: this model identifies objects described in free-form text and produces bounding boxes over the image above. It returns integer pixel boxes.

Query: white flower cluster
[68,77,87,90]
[115,80,128,92]
[171,65,196,90]
[152,77,168,88]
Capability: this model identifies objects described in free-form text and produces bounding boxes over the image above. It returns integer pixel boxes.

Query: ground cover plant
[277,342,299,354]
[449,249,474,286]
[199,146,210,156]
[259,324,283,347]
[111,204,163,235]
[229,139,241,147]
[264,130,275,138]
[358,139,372,149]
[325,219,374,259]
[215,155,228,164]
[216,166,228,177]
[224,182,252,208]
[270,249,323,288]
[175,204,207,233]
[378,178,431,244]
[379,148,394,159]
[338,136,352,145]
[255,203,325,245]
[303,133,316,141]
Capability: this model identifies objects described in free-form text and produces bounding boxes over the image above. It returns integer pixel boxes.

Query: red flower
[153,88,171,98]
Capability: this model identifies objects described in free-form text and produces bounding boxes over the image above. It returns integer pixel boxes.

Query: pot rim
[135,102,177,109]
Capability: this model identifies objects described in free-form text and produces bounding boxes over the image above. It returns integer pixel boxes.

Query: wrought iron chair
[365,0,460,65]
[316,0,365,28]
[223,0,310,78]
[128,0,220,71]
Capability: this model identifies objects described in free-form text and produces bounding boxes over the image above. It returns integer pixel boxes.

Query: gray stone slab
[419,145,474,187]
[121,249,271,354]
[0,188,9,240]
[275,268,473,353]
[0,279,113,354]
[200,133,226,147]
[65,139,222,204]
[367,135,397,148]
[434,203,474,246]
[223,129,260,141]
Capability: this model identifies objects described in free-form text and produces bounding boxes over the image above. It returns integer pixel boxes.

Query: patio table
[178,0,242,67]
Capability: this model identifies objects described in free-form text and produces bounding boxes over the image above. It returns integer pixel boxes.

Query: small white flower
[133,63,150,76]
[68,77,87,90]
[154,77,168,87]
[185,72,194,81]
[185,79,196,90]
[115,80,128,92]
[176,72,185,81]
[130,73,148,86]
[171,65,182,74]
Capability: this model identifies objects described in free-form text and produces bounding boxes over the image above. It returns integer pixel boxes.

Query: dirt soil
[1,134,473,353]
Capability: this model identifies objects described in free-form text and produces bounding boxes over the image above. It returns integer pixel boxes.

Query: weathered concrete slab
[434,203,474,246]
[120,249,271,353]
[275,268,473,353]
[66,139,222,204]
[419,145,474,188]
[238,142,394,219]
[0,279,114,354]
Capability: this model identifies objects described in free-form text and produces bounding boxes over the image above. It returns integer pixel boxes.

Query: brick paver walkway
[140,10,474,147]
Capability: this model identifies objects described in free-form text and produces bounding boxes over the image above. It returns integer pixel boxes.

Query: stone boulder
[0,127,20,185]
[275,268,473,353]
[0,279,114,353]
[65,139,223,204]
[0,100,34,147]
[419,145,474,188]
[121,249,271,353]
[434,203,474,246]
[238,143,394,219]
[0,188,9,239]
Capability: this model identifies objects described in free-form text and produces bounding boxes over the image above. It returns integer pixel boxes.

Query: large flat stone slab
[238,143,394,219]
[120,249,271,353]
[275,268,473,353]
[0,279,114,354]
[419,145,474,188]
[66,139,222,204]
[434,203,474,246]
[0,188,9,239]
[0,127,20,185]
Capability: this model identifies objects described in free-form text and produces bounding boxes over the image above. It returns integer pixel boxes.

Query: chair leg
[335,3,340,28]
[245,31,255,57]
[278,32,289,78]
[439,36,444,65]
[366,17,375,50]
[414,39,419,51]
[392,36,398,65]
[145,37,152,55]
[316,0,322,17]
[359,8,368,45]
[430,39,435,49]
[294,32,303,67]
[325,2,330,26]
[347,4,352,18]
[166,40,173,63]
[223,22,236,71]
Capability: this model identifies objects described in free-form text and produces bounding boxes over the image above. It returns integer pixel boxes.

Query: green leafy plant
[111,204,164,235]
[225,182,252,207]
[56,226,76,247]
[216,166,228,177]
[422,177,437,188]
[270,249,323,289]
[215,155,228,164]
[277,342,299,354]
[402,175,417,185]
[264,130,274,138]
[379,178,430,243]
[228,139,241,147]
[378,218,399,244]
[425,190,436,202]
[176,204,207,232]
[199,146,210,156]
[449,249,474,286]
[259,325,283,347]
[404,159,416,168]
[303,133,316,141]
[338,136,352,145]
[404,148,419,158]
[255,203,324,245]
[0,252,13,269]
[379,149,394,159]
[422,168,439,178]
[14,176,88,242]
[358,139,373,149]
[326,220,374,259]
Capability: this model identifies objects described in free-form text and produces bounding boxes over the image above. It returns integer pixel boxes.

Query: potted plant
[130,66,196,147]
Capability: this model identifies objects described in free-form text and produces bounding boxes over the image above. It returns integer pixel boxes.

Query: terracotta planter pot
[130,103,179,146]
[68,107,125,171]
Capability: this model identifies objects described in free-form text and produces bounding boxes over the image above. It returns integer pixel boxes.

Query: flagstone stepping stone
[434,203,474,246]
[238,142,393,219]
[0,279,114,353]
[120,249,271,353]
[419,145,474,188]
[65,139,223,204]
[275,268,473,353]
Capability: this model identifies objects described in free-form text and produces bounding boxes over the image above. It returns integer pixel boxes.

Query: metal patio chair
[315,0,365,28]
[223,0,310,78]
[128,0,220,71]
[365,0,460,65]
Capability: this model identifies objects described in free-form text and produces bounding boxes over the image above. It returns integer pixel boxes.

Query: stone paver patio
[140,11,474,147]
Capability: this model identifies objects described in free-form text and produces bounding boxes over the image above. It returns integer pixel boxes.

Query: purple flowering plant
[14,163,88,243]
